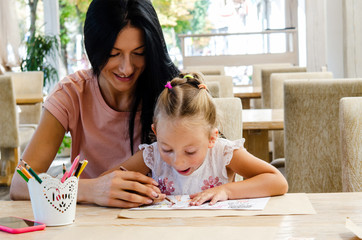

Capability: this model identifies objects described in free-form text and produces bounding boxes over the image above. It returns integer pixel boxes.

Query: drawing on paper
[131,195,270,210]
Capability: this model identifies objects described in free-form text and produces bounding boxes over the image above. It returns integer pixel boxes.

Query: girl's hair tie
[198,83,207,90]
[165,82,172,89]
[183,74,194,79]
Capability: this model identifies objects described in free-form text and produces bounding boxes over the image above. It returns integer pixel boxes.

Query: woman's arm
[10,110,161,208]
[190,148,288,205]
[101,150,150,176]
[10,109,65,200]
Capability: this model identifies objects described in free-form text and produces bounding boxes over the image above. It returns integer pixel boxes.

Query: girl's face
[153,118,218,176]
[99,23,145,96]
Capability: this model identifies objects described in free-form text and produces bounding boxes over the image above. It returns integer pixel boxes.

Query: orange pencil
[18,166,32,180]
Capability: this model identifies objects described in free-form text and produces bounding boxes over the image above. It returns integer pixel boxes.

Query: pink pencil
[61,155,80,183]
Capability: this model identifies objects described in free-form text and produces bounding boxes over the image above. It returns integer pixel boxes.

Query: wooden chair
[185,65,225,76]
[251,63,292,108]
[270,72,333,162]
[5,71,44,124]
[0,76,20,185]
[284,79,362,193]
[0,75,37,185]
[339,97,362,192]
[204,75,234,98]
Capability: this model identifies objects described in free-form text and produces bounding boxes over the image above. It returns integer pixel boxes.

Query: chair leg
[0,147,19,186]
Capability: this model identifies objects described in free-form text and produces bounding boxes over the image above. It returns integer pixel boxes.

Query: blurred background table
[233,86,261,109]
[242,109,284,162]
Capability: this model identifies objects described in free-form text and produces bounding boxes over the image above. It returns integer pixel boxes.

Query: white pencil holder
[27,173,78,226]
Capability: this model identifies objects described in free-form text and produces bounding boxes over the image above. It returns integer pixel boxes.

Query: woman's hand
[78,170,165,208]
[189,186,229,206]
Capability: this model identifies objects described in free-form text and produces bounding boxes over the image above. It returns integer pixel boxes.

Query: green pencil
[24,164,42,184]
[16,169,29,182]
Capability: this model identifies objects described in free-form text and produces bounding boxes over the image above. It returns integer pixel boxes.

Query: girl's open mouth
[177,168,191,175]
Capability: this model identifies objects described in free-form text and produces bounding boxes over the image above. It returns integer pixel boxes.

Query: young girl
[118,73,288,206]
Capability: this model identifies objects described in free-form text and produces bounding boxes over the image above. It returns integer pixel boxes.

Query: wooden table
[16,97,43,105]
[1,192,361,239]
[242,109,284,162]
[233,86,261,109]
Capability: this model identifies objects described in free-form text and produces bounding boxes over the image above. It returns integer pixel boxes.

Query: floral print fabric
[140,138,244,195]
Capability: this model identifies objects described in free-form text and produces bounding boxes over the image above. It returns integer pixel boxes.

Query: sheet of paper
[118,193,316,219]
[130,195,270,210]
[346,218,362,239]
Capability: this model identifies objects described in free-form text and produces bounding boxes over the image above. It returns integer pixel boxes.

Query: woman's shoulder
[59,69,95,88]
[47,69,95,99]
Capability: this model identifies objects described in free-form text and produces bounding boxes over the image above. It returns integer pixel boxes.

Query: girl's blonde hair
[153,72,217,134]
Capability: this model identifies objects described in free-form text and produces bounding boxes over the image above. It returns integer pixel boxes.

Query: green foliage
[20,34,59,86]
[58,135,72,154]
[190,0,211,34]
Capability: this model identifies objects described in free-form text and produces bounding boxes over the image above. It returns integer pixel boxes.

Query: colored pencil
[76,160,88,178]
[16,169,29,182]
[24,163,42,184]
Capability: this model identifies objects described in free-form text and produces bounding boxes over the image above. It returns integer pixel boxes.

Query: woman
[10,0,179,208]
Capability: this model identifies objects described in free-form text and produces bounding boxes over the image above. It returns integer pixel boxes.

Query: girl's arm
[190,147,288,205]
[10,110,160,208]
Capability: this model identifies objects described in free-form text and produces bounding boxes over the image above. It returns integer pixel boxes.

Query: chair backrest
[270,72,334,109]
[205,81,220,98]
[339,97,362,192]
[204,75,234,98]
[269,72,333,160]
[251,63,293,109]
[5,71,44,99]
[252,63,293,88]
[185,65,225,75]
[213,98,242,140]
[0,75,19,148]
[261,67,306,108]
[5,71,44,124]
[284,79,362,193]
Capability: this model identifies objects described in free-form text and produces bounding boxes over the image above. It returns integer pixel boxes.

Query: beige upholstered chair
[261,66,306,109]
[251,63,292,108]
[339,97,362,192]
[270,72,333,161]
[0,76,37,185]
[213,98,242,141]
[214,97,243,182]
[204,75,234,98]
[284,79,362,193]
[5,71,44,124]
[185,65,225,76]
[205,81,220,98]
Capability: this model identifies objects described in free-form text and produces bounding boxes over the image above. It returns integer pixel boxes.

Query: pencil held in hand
[165,196,175,205]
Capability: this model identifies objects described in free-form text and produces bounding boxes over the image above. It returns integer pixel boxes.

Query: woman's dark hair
[84,0,179,153]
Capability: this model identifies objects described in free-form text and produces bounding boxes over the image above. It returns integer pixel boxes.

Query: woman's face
[99,24,146,95]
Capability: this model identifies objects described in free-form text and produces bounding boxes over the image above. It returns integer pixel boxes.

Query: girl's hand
[189,186,229,206]
[78,170,165,208]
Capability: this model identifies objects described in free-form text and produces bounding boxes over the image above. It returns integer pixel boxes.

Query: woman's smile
[114,72,132,82]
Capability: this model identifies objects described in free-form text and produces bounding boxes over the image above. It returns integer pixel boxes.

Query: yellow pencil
[76,160,88,178]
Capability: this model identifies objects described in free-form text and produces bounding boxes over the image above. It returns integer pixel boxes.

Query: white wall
[326,0,344,78]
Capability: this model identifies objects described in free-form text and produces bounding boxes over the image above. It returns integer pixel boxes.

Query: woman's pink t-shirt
[44,70,141,178]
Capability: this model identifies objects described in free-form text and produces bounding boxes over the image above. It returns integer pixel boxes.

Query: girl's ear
[151,124,157,136]
[208,128,219,148]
